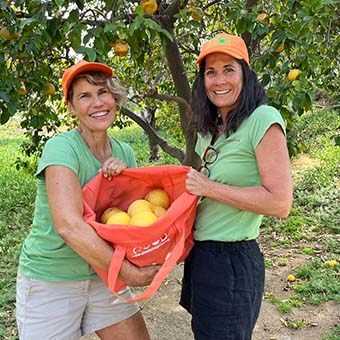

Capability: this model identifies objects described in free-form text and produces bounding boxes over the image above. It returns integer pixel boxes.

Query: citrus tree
[0,0,339,166]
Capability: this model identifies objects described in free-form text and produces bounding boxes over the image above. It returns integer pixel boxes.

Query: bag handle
[107,219,187,302]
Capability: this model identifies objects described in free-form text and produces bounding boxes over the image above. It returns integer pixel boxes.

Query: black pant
[180,240,265,340]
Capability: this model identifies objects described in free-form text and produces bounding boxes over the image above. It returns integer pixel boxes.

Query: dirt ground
[83,239,340,340]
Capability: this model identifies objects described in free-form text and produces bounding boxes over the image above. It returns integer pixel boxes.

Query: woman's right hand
[119,259,161,287]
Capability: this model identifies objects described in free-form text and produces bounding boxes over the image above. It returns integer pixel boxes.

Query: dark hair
[191,59,267,137]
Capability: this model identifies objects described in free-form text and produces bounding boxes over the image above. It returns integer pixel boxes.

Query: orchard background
[1,1,340,339]
[1,0,339,168]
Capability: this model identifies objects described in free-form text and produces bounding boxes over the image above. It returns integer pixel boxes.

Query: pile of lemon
[101,188,170,227]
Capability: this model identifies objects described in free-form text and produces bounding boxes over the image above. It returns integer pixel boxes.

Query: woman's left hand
[186,168,213,197]
[101,157,127,180]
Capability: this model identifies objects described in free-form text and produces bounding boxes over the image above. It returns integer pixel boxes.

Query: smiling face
[204,53,243,117]
[67,77,116,133]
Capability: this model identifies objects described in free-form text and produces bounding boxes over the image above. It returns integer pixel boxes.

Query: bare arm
[186,124,293,218]
[45,165,159,286]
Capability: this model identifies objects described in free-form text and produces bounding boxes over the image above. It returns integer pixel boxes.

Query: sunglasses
[198,145,218,177]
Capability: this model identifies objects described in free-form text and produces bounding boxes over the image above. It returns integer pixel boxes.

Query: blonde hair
[67,71,126,108]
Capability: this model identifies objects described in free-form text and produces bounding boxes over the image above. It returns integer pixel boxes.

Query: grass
[0,122,36,339]
[322,325,340,340]
[259,108,340,334]
[0,108,339,339]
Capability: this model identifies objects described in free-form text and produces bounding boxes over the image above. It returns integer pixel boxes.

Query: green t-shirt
[18,130,137,281]
[194,105,286,242]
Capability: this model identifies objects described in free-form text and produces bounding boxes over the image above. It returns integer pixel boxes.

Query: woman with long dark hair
[180,33,293,340]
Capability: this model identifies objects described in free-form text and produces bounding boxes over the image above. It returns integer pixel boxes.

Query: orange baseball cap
[196,33,249,65]
[62,60,113,101]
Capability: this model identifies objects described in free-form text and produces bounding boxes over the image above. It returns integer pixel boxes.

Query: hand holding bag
[82,165,198,301]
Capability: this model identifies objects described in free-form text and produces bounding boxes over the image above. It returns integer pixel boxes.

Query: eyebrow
[205,63,234,70]
[77,86,107,95]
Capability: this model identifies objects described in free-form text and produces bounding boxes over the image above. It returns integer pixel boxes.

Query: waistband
[195,239,258,251]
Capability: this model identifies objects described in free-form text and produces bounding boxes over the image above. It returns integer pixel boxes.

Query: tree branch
[120,107,185,163]
[145,91,195,120]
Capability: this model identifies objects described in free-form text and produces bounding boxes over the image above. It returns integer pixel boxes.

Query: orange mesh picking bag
[82,165,198,301]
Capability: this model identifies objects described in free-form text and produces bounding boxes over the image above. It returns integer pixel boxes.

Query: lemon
[145,189,170,209]
[101,207,123,224]
[130,210,158,227]
[0,26,19,40]
[152,205,167,218]
[287,69,301,81]
[287,274,296,282]
[17,82,27,96]
[113,40,129,57]
[275,41,285,53]
[106,211,131,225]
[191,8,203,21]
[0,27,11,40]
[141,0,158,14]
[325,260,337,267]
[127,199,153,217]
[256,13,267,21]
[42,82,55,96]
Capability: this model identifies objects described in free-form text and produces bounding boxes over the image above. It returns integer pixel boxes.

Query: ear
[67,101,76,115]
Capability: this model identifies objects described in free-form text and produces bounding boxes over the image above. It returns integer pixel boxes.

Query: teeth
[214,90,230,95]
[90,111,108,118]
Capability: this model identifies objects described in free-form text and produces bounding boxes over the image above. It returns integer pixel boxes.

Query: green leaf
[47,18,61,36]
[75,0,84,10]
[104,23,118,33]
[91,27,102,38]
[0,92,9,103]
[159,28,173,42]
[135,5,144,17]
[68,9,80,23]
[86,48,96,61]
[33,8,46,23]
[261,74,271,87]
[54,0,64,6]
[20,17,38,30]
[69,28,81,49]
[0,108,11,124]
[7,100,19,115]
[94,37,105,50]
[130,15,143,35]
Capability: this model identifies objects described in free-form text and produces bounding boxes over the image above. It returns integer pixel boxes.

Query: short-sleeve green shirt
[18,130,136,281]
[194,105,286,242]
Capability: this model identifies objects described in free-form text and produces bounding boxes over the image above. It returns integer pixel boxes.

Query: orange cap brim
[196,33,250,65]
[62,60,113,102]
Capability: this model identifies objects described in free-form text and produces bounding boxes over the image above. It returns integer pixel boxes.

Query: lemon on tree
[145,188,170,209]
[141,0,158,14]
[0,26,20,40]
[190,7,203,21]
[256,13,269,25]
[112,40,129,57]
[106,211,131,225]
[130,210,158,227]
[287,69,301,81]
[42,82,56,96]
[17,82,27,96]
[256,13,267,21]
[275,41,285,53]
[101,206,123,224]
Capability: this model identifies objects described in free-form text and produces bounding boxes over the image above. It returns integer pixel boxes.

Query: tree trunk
[161,5,200,167]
